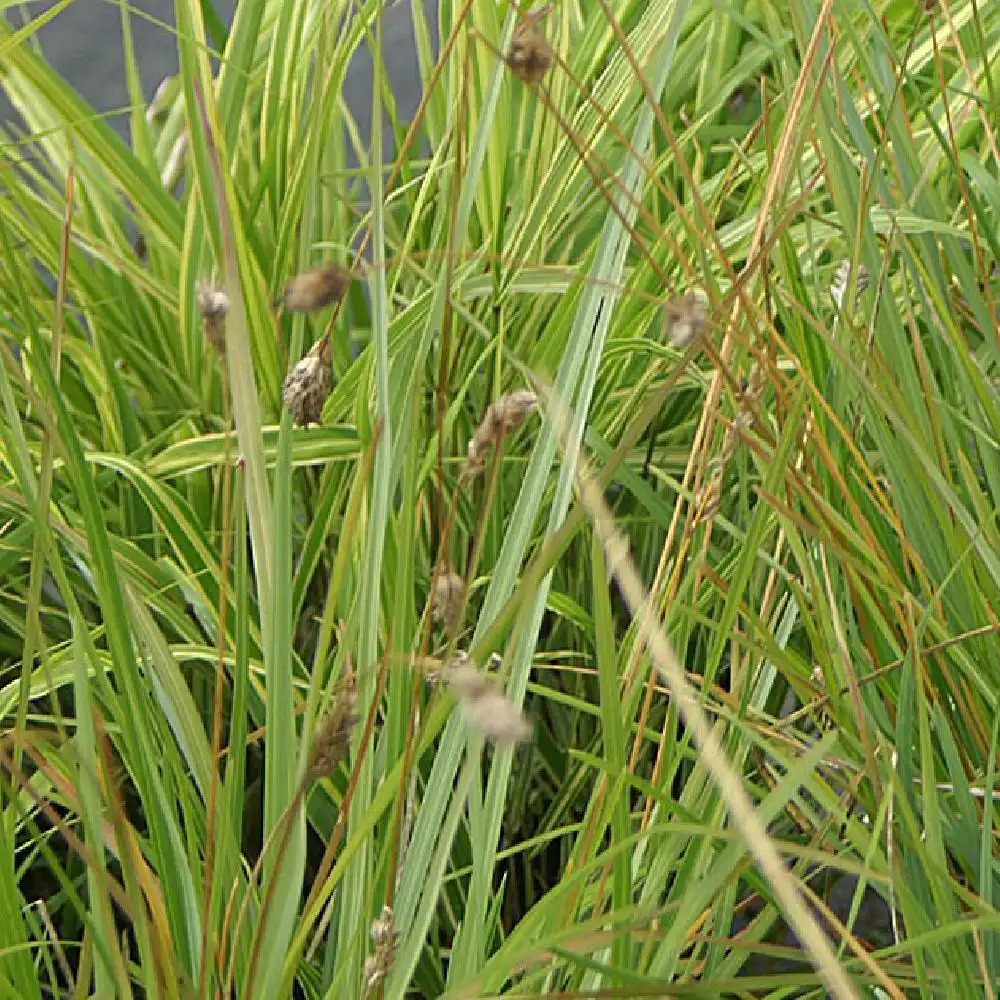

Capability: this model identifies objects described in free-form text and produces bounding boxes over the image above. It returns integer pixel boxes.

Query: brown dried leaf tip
[446,660,532,746]
[506,4,555,85]
[282,337,332,427]
[432,566,466,633]
[663,291,708,348]
[197,281,229,354]
[363,906,399,995]
[307,672,359,782]
[282,264,353,313]
[465,389,539,477]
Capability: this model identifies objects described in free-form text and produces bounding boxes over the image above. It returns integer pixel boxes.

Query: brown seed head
[432,567,466,632]
[282,264,353,313]
[446,663,532,746]
[307,674,359,781]
[197,281,230,354]
[506,6,554,85]
[663,291,708,348]
[465,389,539,477]
[282,338,332,426]
[370,905,399,950]
[363,906,399,995]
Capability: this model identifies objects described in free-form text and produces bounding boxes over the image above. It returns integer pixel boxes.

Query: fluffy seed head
[282,338,332,426]
[446,663,532,746]
[370,906,399,950]
[663,291,708,348]
[432,567,466,632]
[307,673,359,781]
[282,264,353,313]
[506,6,554,85]
[197,282,230,354]
[363,907,399,995]
[465,389,539,477]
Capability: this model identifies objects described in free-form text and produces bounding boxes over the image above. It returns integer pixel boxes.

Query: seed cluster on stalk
[506,4,555,85]
[464,389,539,477]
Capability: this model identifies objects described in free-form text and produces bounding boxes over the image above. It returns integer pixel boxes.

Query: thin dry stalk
[540,382,860,1000]
[661,0,840,593]
[319,0,478,348]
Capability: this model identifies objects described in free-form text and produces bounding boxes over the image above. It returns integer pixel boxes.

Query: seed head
[282,264,353,313]
[506,6,554,85]
[432,567,466,633]
[363,906,399,996]
[446,662,532,746]
[663,291,708,348]
[370,906,399,951]
[465,389,539,477]
[307,673,359,781]
[197,281,230,354]
[282,338,332,426]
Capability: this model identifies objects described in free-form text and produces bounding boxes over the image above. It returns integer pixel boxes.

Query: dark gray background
[1,0,433,146]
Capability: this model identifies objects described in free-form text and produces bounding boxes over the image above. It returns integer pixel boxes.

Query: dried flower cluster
[446,659,532,746]
[432,566,466,633]
[663,291,708,348]
[506,6,554,85]
[197,281,230,354]
[306,673,358,781]
[830,260,870,309]
[363,906,399,995]
[282,264,353,313]
[282,337,332,426]
[465,389,539,477]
